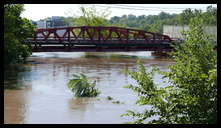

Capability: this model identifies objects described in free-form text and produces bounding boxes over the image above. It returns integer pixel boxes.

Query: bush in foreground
[122,17,217,124]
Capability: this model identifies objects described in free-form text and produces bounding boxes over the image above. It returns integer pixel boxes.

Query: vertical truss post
[82,27,85,40]
[126,29,129,43]
[98,27,101,42]
[67,28,70,43]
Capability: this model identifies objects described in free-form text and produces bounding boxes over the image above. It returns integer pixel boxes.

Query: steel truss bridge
[25,26,179,52]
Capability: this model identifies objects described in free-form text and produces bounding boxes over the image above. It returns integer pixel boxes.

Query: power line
[94,5,185,12]
[105,4,208,10]
[94,4,207,12]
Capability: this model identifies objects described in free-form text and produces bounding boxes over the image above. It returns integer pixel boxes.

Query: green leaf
[67,73,100,97]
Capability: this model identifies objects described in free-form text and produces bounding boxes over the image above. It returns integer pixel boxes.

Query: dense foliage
[67,74,100,97]
[4,4,36,68]
[53,6,216,34]
[42,6,216,34]
[122,17,217,124]
[63,6,112,38]
[108,6,217,33]
[74,6,110,26]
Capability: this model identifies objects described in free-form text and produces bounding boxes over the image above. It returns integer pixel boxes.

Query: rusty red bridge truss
[25,26,177,52]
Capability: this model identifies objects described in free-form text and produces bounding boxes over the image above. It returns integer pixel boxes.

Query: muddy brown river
[4,52,175,124]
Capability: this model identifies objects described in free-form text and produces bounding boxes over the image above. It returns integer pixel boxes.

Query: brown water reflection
[4,52,175,124]
[4,90,26,124]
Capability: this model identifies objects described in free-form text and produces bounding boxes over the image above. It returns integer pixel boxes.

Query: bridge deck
[31,46,173,52]
[28,42,174,52]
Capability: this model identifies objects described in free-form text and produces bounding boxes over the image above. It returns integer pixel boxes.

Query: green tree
[63,16,76,26]
[122,17,217,124]
[4,4,36,68]
[148,21,163,33]
[107,6,216,33]
[202,6,217,25]
[68,5,111,39]
[74,5,110,26]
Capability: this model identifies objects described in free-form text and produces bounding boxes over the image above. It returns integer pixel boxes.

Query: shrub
[121,17,217,124]
[67,74,100,97]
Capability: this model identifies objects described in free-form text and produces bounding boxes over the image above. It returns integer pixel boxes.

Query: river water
[4,52,175,124]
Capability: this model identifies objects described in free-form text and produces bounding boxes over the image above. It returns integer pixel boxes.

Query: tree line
[61,5,217,34]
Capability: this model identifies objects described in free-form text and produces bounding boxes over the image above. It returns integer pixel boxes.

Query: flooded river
[4,52,175,124]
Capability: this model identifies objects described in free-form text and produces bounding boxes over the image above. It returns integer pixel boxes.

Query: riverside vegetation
[4,4,36,68]
[121,17,217,124]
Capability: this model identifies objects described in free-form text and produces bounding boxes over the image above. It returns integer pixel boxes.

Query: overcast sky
[21,4,217,21]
